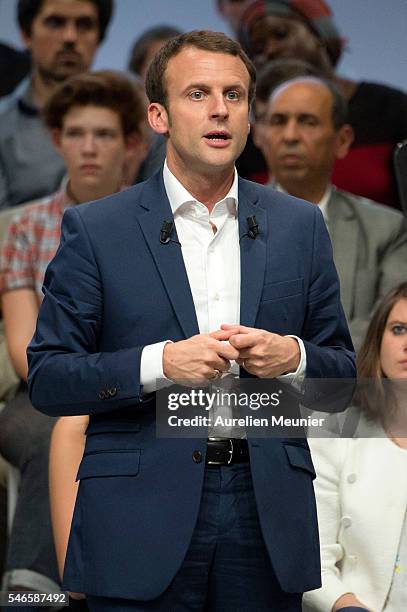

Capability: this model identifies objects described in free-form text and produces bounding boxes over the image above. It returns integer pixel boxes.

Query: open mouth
[204,131,231,141]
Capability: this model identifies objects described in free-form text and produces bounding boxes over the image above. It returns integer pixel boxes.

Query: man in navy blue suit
[28,30,355,611]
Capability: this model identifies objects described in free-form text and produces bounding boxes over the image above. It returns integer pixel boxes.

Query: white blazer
[303,415,407,611]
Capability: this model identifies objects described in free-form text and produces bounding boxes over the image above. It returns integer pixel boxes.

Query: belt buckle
[226,438,234,465]
[207,438,234,465]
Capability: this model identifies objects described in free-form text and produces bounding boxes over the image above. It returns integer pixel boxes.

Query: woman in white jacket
[304,282,407,612]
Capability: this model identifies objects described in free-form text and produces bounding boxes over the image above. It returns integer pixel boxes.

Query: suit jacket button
[108,387,117,397]
[99,390,106,400]
[192,450,202,463]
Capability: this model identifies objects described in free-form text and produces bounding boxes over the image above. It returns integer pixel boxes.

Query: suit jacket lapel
[238,180,267,327]
[136,173,199,339]
[326,190,358,319]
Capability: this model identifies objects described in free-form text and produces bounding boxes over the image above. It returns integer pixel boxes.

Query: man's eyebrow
[182,83,210,93]
[43,12,97,20]
[223,83,246,90]
[269,111,318,119]
[269,111,288,118]
[298,112,318,119]
[182,83,247,93]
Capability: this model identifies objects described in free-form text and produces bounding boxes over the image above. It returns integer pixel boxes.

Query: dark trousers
[87,463,302,612]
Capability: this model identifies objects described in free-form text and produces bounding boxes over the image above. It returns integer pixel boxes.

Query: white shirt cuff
[140,341,172,394]
[278,335,306,382]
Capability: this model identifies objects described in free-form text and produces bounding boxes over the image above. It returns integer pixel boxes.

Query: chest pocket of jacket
[257,278,304,334]
[261,277,304,303]
[76,449,141,480]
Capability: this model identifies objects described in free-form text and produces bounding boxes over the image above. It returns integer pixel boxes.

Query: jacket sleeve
[28,206,146,416]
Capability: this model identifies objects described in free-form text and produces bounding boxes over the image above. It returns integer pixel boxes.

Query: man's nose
[282,119,300,141]
[81,134,97,154]
[210,94,229,119]
[61,21,79,44]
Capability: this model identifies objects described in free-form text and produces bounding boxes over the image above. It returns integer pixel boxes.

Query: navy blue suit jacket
[28,171,355,600]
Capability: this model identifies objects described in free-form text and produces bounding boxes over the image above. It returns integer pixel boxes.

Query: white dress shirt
[140,163,306,396]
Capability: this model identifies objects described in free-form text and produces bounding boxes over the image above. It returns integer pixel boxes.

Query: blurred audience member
[216,0,255,35]
[239,0,407,209]
[0,0,113,210]
[0,70,147,595]
[255,57,323,122]
[255,76,407,348]
[304,281,407,612]
[0,209,20,403]
[0,42,30,98]
[128,25,182,83]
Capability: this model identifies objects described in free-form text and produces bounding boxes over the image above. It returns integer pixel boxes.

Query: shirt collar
[163,159,238,217]
[55,176,75,213]
[315,186,332,221]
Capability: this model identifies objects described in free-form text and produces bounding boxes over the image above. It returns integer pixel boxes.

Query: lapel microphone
[160,220,173,244]
[247,215,259,239]
[159,220,181,246]
[240,215,260,242]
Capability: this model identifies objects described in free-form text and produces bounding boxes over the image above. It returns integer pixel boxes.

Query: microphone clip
[240,215,260,242]
[159,220,181,246]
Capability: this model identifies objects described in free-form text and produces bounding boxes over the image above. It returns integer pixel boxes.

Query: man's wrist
[287,336,301,372]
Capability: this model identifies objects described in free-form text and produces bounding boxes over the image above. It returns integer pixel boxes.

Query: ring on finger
[210,369,222,380]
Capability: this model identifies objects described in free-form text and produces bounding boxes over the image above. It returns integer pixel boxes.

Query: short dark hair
[270,75,348,130]
[43,70,145,137]
[128,25,182,78]
[145,30,256,110]
[17,0,114,42]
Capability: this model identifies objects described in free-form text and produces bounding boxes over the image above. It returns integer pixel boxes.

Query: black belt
[205,438,249,465]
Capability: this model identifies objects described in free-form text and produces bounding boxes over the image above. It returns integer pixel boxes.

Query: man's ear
[20,30,32,51]
[336,123,354,160]
[148,102,169,135]
[51,129,62,153]
[251,123,262,150]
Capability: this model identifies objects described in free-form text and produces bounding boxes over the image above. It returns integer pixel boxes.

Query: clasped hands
[163,324,300,382]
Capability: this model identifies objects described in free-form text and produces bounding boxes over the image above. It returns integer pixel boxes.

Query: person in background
[128,25,182,83]
[0,69,148,597]
[0,0,113,210]
[304,281,407,612]
[254,76,407,349]
[238,0,407,209]
[216,0,255,35]
[254,57,324,124]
